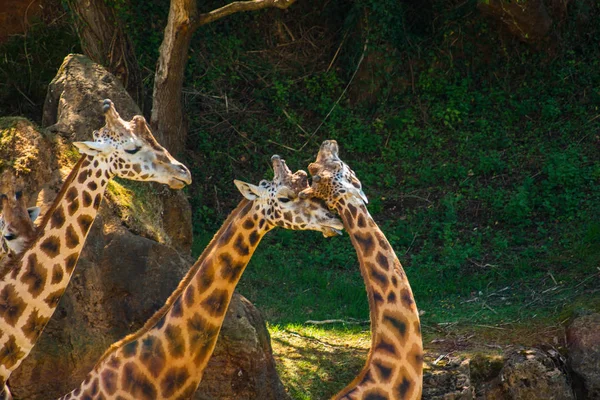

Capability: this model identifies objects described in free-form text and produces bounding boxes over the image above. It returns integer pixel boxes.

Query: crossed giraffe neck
[59,156,342,400]
[0,99,190,394]
[302,140,423,400]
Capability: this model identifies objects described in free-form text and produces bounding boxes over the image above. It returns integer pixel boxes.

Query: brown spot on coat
[165,324,186,359]
[82,191,93,207]
[121,362,157,400]
[21,253,48,298]
[139,335,166,378]
[0,335,25,369]
[44,288,65,308]
[51,264,64,284]
[0,284,26,326]
[22,309,49,342]
[40,235,61,258]
[50,206,66,229]
[160,366,190,398]
[65,225,80,249]
[201,288,229,317]
[77,214,94,234]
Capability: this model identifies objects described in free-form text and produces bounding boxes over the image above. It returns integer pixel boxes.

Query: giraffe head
[300,140,368,208]
[73,99,192,189]
[234,155,344,237]
[0,190,40,256]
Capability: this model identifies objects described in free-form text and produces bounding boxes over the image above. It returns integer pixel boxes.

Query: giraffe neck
[60,199,271,400]
[332,201,423,400]
[0,155,110,385]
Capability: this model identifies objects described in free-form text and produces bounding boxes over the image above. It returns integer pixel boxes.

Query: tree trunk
[150,0,197,155]
[151,0,297,155]
[67,0,143,106]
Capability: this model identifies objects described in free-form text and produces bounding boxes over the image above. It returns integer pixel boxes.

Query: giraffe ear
[234,180,263,200]
[27,207,41,223]
[73,141,112,156]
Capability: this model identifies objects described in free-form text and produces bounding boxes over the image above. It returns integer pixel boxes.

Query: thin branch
[192,0,296,30]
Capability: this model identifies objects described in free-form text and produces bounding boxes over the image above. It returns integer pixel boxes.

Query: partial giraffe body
[0,99,191,395]
[0,189,40,400]
[59,155,343,400]
[301,140,423,400]
[0,190,40,259]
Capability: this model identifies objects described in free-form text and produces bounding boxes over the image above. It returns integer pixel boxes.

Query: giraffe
[58,154,344,400]
[0,99,191,399]
[0,190,40,258]
[300,140,423,400]
[0,189,40,400]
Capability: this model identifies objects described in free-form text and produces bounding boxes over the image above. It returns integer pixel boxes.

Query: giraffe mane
[0,156,87,279]
[93,198,252,366]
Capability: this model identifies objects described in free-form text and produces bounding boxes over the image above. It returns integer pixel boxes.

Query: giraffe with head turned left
[58,154,343,400]
[0,99,191,400]
[301,140,424,400]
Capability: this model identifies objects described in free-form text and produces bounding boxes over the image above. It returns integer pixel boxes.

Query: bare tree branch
[192,0,296,30]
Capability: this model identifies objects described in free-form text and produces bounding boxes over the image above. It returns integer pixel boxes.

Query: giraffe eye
[278,197,291,203]
[124,146,142,155]
[4,233,16,241]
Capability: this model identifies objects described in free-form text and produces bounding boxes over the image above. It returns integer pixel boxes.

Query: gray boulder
[566,313,600,399]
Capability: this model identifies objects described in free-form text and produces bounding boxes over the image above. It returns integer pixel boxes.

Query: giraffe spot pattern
[108,355,121,369]
[347,203,358,218]
[376,251,390,271]
[50,206,66,229]
[364,392,388,400]
[139,335,166,378]
[170,297,184,318]
[87,181,98,191]
[93,194,102,210]
[0,335,24,369]
[249,231,260,247]
[400,288,415,309]
[343,210,354,229]
[160,366,190,398]
[387,291,396,303]
[122,340,138,358]
[219,253,244,283]
[395,373,412,400]
[21,253,48,298]
[101,369,117,397]
[187,313,218,366]
[201,288,229,317]
[357,213,366,228]
[65,252,79,274]
[82,190,93,208]
[242,218,254,229]
[77,214,94,234]
[66,187,78,202]
[65,224,80,249]
[218,223,236,246]
[0,284,26,326]
[185,285,195,307]
[367,262,388,290]
[383,313,408,340]
[77,170,89,184]
[51,264,64,284]
[165,324,186,359]
[353,231,375,257]
[44,287,65,308]
[40,235,61,258]
[197,259,215,292]
[373,290,384,305]
[22,309,49,341]
[374,360,393,382]
[68,198,80,216]
[121,361,157,400]
[233,233,249,256]
[375,337,396,355]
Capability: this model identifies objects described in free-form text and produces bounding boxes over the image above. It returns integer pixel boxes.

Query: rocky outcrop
[478,0,553,42]
[4,54,289,400]
[423,356,475,399]
[567,313,600,399]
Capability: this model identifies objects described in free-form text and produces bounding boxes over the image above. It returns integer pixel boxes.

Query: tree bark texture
[151,0,297,155]
[67,0,143,106]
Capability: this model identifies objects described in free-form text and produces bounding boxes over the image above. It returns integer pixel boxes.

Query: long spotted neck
[333,200,423,400]
[0,155,109,386]
[59,199,272,400]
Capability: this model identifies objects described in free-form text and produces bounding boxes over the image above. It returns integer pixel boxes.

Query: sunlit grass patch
[269,323,370,400]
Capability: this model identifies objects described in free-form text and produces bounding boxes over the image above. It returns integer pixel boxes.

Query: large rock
[6,55,289,400]
[478,0,553,42]
[566,313,600,398]
[423,356,475,400]
[483,347,574,400]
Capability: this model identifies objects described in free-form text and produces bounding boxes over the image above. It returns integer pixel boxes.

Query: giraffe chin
[322,227,343,238]
[167,177,191,189]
